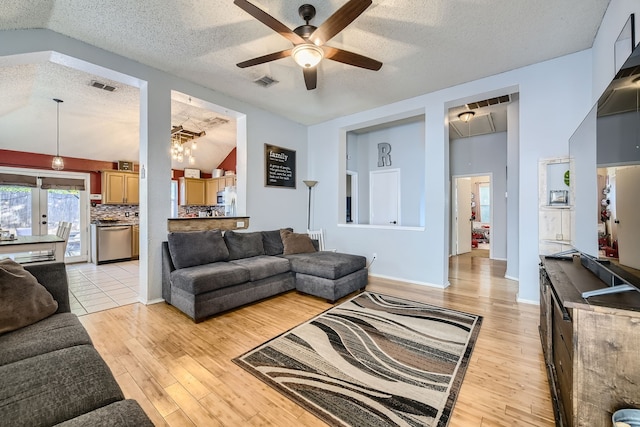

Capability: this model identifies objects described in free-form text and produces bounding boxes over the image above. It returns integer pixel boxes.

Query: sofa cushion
[0,313,92,366]
[170,262,250,295]
[0,258,58,334]
[224,230,265,260]
[285,251,366,280]
[280,229,317,255]
[0,345,124,427]
[55,399,154,427]
[261,228,292,256]
[230,255,291,281]
[167,229,229,269]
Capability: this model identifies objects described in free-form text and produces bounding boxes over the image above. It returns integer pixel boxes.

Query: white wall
[308,50,593,300]
[0,29,308,302]
[450,132,507,260]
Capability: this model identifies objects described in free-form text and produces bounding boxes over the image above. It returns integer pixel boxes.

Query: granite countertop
[168,216,249,220]
[92,221,139,227]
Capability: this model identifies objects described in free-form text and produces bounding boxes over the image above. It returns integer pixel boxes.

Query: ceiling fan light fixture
[292,44,323,68]
[458,111,475,123]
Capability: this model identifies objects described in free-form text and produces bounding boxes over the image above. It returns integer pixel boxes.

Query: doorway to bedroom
[452,175,492,258]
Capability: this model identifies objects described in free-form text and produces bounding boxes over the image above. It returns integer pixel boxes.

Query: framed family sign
[265,144,296,188]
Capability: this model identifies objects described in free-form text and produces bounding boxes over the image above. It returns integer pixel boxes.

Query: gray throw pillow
[167,229,229,269]
[0,259,58,334]
[262,228,292,256]
[280,229,317,255]
[224,230,265,260]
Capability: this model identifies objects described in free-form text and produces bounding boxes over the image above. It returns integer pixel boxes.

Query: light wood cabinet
[102,171,139,204]
[540,256,640,427]
[179,177,206,205]
[205,179,218,205]
[131,225,139,259]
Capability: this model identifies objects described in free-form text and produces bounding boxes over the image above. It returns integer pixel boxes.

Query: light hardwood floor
[79,254,554,426]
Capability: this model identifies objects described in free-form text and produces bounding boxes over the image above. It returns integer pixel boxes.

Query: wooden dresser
[539,256,640,426]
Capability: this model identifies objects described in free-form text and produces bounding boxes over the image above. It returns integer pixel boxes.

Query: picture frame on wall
[265,143,296,188]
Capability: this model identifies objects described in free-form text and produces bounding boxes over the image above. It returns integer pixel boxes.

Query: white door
[370,169,400,226]
[454,178,472,255]
[615,166,640,270]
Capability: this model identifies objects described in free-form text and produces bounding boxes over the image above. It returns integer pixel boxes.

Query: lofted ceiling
[0,0,611,169]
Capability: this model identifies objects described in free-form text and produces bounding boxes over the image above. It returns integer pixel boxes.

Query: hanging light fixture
[51,98,64,170]
[292,44,324,69]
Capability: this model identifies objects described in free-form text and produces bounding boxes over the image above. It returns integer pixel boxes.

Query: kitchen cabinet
[179,177,206,205]
[205,179,218,205]
[539,256,640,426]
[131,225,139,259]
[102,171,139,205]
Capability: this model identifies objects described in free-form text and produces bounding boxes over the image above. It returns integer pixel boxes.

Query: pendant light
[51,98,64,171]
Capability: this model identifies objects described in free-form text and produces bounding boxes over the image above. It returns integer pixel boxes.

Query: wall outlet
[237,221,245,228]
[372,253,377,258]
[134,212,138,217]
[556,233,563,241]
[125,212,130,217]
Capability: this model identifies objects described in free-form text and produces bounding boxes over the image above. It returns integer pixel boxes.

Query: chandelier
[171,125,205,165]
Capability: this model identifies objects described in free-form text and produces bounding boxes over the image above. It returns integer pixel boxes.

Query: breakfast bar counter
[167,216,250,232]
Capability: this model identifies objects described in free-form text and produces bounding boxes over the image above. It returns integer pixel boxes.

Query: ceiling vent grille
[254,75,279,88]
[203,117,230,127]
[90,80,117,92]
[466,94,511,110]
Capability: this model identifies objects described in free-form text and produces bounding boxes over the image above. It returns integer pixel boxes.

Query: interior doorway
[452,174,492,258]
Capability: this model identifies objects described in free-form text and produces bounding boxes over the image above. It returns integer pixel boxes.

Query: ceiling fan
[234,0,383,90]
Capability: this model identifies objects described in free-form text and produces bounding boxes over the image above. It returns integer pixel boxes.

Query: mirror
[568,15,640,294]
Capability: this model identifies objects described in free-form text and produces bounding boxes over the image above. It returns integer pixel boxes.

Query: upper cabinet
[102,171,139,205]
[180,176,237,206]
[179,177,206,205]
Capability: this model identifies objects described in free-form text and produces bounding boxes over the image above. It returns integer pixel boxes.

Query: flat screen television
[565,14,640,299]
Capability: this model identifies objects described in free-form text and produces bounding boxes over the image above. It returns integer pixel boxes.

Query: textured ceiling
[0,0,611,169]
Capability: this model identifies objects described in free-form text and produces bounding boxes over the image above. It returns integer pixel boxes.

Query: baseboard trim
[368,273,449,289]
[142,298,165,305]
[504,274,519,281]
[516,297,539,305]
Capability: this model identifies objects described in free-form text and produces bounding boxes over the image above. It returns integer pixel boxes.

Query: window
[479,183,490,223]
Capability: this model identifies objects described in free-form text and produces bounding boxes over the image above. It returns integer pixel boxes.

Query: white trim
[504,274,519,281]
[368,272,450,289]
[338,223,425,231]
[143,298,165,305]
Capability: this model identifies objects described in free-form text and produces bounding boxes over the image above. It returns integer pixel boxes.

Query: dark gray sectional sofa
[0,262,152,427]
[162,229,368,322]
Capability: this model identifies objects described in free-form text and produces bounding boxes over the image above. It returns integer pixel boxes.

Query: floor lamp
[303,180,318,230]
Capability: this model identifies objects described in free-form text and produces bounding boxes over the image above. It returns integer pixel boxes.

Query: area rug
[233,291,482,427]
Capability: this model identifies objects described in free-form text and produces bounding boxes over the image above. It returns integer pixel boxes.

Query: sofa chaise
[162,228,368,322]
[0,260,153,427]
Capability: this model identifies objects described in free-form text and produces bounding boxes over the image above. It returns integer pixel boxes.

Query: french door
[0,170,89,263]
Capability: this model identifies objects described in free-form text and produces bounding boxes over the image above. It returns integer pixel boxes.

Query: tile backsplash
[91,204,139,222]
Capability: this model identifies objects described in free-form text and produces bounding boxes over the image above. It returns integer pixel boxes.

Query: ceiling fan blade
[303,67,317,90]
[234,0,306,45]
[237,49,292,68]
[323,46,382,71]
[309,0,372,46]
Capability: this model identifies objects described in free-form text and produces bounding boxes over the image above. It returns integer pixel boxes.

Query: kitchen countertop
[168,216,248,220]
[91,222,139,227]
[167,216,249,232]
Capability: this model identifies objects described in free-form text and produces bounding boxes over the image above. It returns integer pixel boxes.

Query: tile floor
[66,260,140,316]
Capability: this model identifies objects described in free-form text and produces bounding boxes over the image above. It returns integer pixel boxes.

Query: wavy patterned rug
[234,292,482,426]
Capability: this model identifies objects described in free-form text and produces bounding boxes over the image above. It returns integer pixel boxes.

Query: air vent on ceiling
[90,80,117,92]
[466,94,511,110]
[203,117,230,127]
[253,75,279,88]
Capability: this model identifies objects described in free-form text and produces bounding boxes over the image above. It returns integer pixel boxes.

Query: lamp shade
[292,44,324,68]
[303,180,318,188]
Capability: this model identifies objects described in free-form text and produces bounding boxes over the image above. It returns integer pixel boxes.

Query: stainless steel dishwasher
[95,225,132,263]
